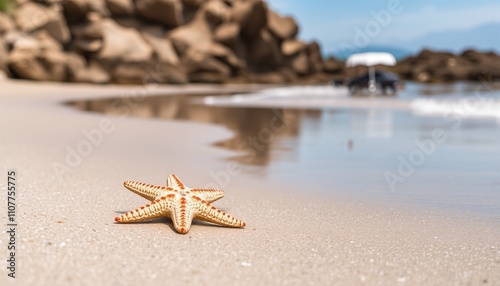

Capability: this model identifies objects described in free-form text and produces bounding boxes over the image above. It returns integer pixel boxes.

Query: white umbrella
[346,52,397,67]
[346,52,397,93]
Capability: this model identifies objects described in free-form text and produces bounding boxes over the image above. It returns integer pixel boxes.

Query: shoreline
[1,79,499,285]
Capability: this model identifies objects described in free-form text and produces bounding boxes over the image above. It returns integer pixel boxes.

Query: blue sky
[266,0,500,54]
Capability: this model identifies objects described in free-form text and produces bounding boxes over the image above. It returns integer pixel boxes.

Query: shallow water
[67,82,500,216]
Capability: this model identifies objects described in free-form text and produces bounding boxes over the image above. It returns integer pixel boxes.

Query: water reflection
[350,109,393,138]
[66,94,302,165]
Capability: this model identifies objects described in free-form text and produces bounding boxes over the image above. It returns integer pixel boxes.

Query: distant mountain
[403,22,500,54]
[331,45,414,61]
[329,22,500,61]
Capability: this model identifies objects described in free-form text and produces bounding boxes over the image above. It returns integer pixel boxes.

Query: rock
[39,50,68,81]
[281,39,306,56]
[112,63,149,84]
[5,31,40,51]
[248,29,282,71]
[8,32,66,81]
[169,5,212,53]
[70,57,111,83]
[142,28,179,65]
[97,19,152,62]
[88,0,111,17]
[291,51,310,75]
[204,0,230,25]
[14,2,70,43]
[232,0,267,38]
[15,2,52,32]
[69,17,104,52]
[70,19,103,40]
[8,49,46,80]
[105,0,134,16]
[0,12,14,34]
[143,63,187,84]
[112,62,187,84]
[43,13,71,44]
[182,0,203,8]
[73,38,103,52]
[135,0,183,27]
[63,0,90,23]
[306,41,323,73]
[394,49,498,82]
[267,10,298,40]
[8,47,68,81]
[36,30,63,51]
[183,48,230,77]
[323,57,343,74]
[214,22,240,47]
[206,43,243,70]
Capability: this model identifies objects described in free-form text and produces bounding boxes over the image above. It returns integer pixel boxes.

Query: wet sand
[1,80,499,285]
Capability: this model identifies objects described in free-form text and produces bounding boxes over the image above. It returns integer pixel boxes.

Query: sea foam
[411,97,500,121]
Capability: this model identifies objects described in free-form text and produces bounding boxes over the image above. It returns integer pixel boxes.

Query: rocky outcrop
[396,49,500,82]
[1,0,341,84]
[136,0,183,27]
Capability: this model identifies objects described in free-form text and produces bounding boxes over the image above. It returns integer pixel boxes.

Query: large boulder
[15,2,52,31]
[281,39,306,56]
[97,19,153,62]
[0,12,14,34]
[105,0,134,16]
[69,14,103,52]
[183,47,230,77]
[267,10,298,40]
[142,27,179,65]
[8,49,48,80]
[63,0,90,23]
[67,54,110,83]
[135,0,183,27]
[7,31,70,81]
[323,57,343,74]
[203,0,231,25]
[169,4,212,54]
[290,51,310,75]
[232,0,267,38]
[248,29,282,71]
[214,22,240,47]
[14,2,71,43]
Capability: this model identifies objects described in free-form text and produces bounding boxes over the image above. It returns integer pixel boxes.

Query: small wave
[411,98,500,120]
[204,85,348,105]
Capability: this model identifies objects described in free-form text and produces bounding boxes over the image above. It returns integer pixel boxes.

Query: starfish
[115,174,246,234]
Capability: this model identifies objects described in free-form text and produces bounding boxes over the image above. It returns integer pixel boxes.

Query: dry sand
[0,80,499,285]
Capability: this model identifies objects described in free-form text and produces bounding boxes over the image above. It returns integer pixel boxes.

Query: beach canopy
[346,52,397,67]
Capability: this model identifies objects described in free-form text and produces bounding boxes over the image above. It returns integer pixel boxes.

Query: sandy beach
[1,79,500,286]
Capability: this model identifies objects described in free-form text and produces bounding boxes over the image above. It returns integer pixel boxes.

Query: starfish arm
[171,197,195,234]
[167,174,186,190]
[115,196,174,223]
[190,188,224,203]
[192,196,246,228]
[123,180,165,201]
